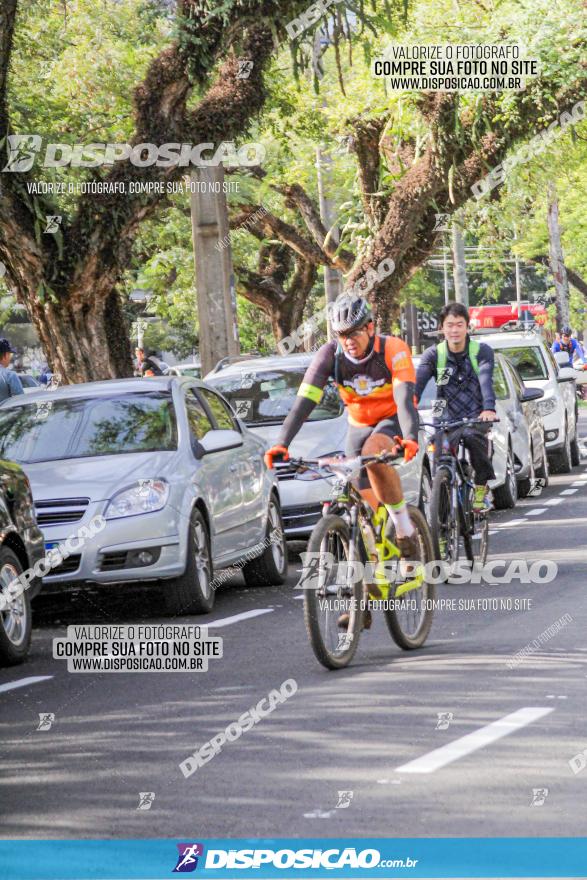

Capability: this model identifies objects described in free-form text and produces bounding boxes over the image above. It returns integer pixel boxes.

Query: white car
[474,330,579,473]
[168,361,202,379]
[205,353,432,538]
[0,377,288,614]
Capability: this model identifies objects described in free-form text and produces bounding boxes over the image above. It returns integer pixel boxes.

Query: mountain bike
[289,451,435,670]
[423,417,499,572]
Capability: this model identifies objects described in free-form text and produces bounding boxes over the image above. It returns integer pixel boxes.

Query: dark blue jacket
[416,337,496,421]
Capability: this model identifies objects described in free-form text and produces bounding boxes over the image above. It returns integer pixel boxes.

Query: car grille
[34,498,90,527]
[282,503,323,532]
[49,555,81,576]
[274,462,298,481]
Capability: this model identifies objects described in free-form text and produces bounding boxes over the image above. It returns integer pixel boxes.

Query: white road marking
[0,676,53,694]
[543,498,562,506]
[525,508,547,516]
[488,530,499,536]
[293,595,304,600]
[560,488,579,495]
[206,609,274,628]
[395,707,553,774]
[502,519,527,527]
[571,481,587,486]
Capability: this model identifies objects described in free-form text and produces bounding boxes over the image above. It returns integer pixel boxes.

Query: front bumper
[278,476,332,538]
[39,501,187,587]
[542,404,567,451]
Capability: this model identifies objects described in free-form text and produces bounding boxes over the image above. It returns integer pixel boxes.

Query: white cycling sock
[384,501,415,539]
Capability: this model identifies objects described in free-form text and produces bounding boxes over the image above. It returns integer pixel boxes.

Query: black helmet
[330,295,373,334]
[0,338,14,355]
[562,326,572,336]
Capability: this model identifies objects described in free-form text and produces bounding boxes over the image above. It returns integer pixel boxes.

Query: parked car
[0,378,287,615]
[497,355,549,498]
[0,459,44,665]
[415,352,544,509]
[205,353,432,537]
[168,361,201,379]
[475,330,579,473]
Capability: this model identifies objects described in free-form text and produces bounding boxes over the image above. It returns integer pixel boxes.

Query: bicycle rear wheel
[429,466,459,573]
[384,505,436,649]
[303,514,364,670]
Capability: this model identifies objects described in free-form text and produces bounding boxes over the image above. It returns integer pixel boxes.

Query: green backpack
[436,339,481,383]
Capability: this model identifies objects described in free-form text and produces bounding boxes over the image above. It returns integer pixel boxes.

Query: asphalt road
[2,427,587,839]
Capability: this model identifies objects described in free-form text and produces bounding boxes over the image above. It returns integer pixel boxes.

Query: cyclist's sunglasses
[337,324,370,340]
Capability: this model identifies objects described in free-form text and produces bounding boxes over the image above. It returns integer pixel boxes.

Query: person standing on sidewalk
[0,338,24,402]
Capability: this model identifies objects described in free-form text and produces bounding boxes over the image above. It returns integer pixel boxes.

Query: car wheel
[165,509,214,615]
[242,496,287,587]
[553,419,572,474]
[571,424,581,467]
[493,445,518,509]
[0,546,32,666]
[535,440,550,488]
[517,444,535,498]
[419,465,432,522]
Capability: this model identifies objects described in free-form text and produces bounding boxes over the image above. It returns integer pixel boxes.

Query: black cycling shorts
[345,416,402,489]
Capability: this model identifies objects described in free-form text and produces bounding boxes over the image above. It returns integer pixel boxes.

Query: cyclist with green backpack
[415,302,497,512]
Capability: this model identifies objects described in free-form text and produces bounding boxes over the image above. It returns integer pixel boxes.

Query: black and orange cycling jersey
[278,335,419,447]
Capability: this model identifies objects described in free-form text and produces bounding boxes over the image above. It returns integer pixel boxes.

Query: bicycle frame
[423,417,498,548]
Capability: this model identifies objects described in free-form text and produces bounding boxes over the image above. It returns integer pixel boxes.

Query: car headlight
[537,397,557,417]
[295,451,345,481]
[105,480,169,520]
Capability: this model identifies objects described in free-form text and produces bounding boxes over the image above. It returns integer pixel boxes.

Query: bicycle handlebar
[287,448,404,473]
[420,417,500,430]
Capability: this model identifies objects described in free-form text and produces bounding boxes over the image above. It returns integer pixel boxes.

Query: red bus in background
[469,302,548,330]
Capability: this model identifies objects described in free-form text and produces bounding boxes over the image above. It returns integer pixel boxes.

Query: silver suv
[473,330,579,473]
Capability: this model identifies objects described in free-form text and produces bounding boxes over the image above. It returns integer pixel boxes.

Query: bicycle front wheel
[429,466,459,573]
[384,505,436,649]
[303,514,364,670]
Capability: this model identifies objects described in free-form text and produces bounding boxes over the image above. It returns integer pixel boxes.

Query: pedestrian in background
[0,338,24,402]
[134,347,145,376]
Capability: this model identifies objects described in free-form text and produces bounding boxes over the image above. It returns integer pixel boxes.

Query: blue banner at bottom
[1,838,586,880]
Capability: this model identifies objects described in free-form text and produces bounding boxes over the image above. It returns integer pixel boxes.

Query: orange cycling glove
[264,445,290,469]
[395,436,419,463]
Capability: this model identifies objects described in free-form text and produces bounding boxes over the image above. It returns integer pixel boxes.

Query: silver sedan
[0,377,287,615]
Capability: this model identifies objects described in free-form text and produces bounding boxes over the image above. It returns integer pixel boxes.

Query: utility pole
[547,182,570,329]
[513,226,523,316]
[189,166,240,376]
[443,237,451,305]
[313,29,343,341]
[451,222,469,308]
[316,145,343,326]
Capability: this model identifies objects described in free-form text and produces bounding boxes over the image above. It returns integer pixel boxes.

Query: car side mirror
[557,367,576,382]
[520,387,544,402]
[199,429,243,455]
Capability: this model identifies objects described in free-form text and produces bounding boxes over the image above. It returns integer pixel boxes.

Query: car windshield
[0,392,178,463]
[18,375,38,388]
[207,368,344,425]
[494,346,548,380]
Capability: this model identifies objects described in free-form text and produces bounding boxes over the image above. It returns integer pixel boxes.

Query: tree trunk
[27,288,132,382]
